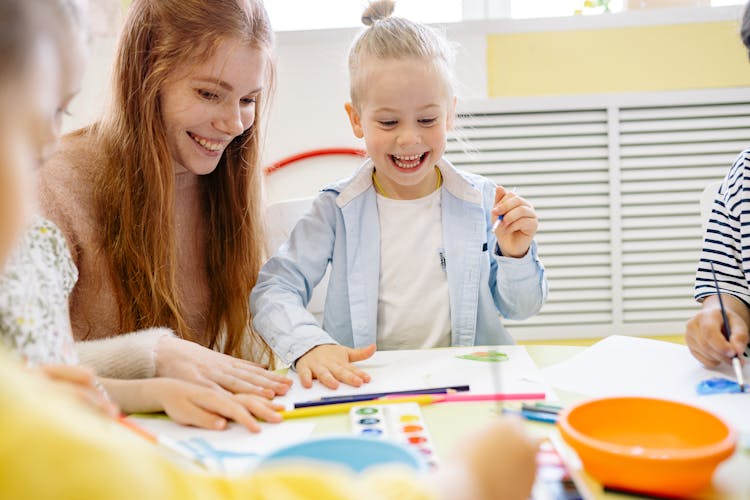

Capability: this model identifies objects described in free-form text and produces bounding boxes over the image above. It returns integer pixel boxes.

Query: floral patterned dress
[0,216,78,365]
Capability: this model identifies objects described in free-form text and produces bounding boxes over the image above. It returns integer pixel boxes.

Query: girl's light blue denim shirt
[251,158,548,366]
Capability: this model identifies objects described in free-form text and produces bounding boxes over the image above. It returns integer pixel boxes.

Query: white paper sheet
[275,345,556,408]
[541,335,750,434]
[129,416,316,475]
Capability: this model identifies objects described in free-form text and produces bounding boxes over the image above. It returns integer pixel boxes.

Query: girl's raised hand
[491,186,538,258]
[155,336,293,398]
[295,343,376,389]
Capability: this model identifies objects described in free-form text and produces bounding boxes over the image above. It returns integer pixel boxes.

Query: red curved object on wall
[264,148,367,175]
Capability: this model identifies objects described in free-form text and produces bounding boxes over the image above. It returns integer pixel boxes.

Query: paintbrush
[490,349,503,415]
[709,262,746,393]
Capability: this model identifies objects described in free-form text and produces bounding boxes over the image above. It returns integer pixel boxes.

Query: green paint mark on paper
[456,350,508,363]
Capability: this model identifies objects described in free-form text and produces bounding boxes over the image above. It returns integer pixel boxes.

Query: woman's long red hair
[92,0,273,360]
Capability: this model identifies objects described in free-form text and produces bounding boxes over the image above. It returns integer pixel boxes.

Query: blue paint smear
[696,377,743,395]
[177,437,259,471]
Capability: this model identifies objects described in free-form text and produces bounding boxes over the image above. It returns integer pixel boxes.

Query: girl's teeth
[393,153,423,169]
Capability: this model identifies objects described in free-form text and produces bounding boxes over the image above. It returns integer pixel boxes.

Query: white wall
[62,21,489,203]
[266,26,488,162]
[62,6,741,203]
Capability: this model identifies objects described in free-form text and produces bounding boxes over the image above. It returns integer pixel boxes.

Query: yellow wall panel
[487,21,750,97]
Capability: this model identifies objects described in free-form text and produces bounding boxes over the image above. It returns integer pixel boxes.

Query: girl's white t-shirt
[375,188,451,350]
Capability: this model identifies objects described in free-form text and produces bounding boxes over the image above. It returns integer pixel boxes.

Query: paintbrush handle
[731,357,746,392]
[709,262,732,340]
[708,262,746,392]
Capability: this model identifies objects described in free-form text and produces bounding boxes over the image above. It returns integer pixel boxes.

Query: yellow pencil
[279,395,437,419]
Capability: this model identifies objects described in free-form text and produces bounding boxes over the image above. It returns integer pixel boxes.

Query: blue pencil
[294,385,471,408]
[502,408,558,424]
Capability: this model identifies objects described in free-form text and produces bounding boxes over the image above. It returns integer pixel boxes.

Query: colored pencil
[280,395,437,419]
[502,408,558,424]
[118,415,209,469]
[294,384,470,408]
[521,402,562,415]
[384,392,546,403]
[436,392,546,403]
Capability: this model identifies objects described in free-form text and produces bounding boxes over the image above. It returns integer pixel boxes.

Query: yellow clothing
[0,353,434,500]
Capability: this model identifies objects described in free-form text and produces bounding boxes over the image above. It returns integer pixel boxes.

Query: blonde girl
[251,0,547,389]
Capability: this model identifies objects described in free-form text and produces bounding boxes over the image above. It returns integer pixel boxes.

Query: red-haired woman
[39,0,292,403]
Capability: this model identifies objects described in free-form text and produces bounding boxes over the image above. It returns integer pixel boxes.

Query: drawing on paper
[456,350,509,363]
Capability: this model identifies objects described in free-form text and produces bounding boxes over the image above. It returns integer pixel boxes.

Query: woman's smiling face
[159,37,267,176]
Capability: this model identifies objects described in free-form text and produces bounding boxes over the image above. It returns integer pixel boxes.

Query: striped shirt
[695,149,750,307]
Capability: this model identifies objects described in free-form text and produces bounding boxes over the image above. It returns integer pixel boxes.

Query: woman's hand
[295,344,376,389]
[155,336,292,398]
[105,377,284,432]
[141,378,284,432]
[38,364,119,418]
[491,186,538,258]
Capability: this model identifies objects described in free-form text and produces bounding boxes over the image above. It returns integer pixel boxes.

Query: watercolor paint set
[349,402,438,469]
[531,440,587,500]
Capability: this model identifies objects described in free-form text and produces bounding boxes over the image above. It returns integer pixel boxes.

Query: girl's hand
[686,294,749,368]
[38,364,120,418]
[142,378,284,432]
[491,186,538,258]
[155,336,292,398]
[295,344,376,389]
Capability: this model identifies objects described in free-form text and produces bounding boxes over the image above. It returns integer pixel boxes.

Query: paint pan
[349,402,438,469]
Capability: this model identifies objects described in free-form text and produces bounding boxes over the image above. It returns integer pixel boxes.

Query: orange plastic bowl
[558,397,736,498]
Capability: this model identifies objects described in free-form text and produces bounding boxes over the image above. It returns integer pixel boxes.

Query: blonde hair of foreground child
[0,0,75,262]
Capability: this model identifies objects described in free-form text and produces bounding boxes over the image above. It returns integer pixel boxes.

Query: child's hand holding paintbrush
[490,186,539,259]
[708,262,746,391]
[686,263,748,391]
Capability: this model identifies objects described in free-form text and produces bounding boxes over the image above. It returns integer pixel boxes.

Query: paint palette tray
[531,439,585,500]
[349,402,438,469]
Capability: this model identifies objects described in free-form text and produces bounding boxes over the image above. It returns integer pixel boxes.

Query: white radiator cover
[447,88,750,340]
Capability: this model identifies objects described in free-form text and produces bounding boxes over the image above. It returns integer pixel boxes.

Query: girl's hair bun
[361,0,395,26]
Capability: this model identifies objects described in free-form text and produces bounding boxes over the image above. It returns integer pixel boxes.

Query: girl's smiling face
[346,56,455,200]
[160,37,267,176]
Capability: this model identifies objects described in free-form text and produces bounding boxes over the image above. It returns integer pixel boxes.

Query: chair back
[264,197,328,321]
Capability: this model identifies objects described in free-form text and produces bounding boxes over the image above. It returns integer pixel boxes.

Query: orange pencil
[118,415,209,469]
